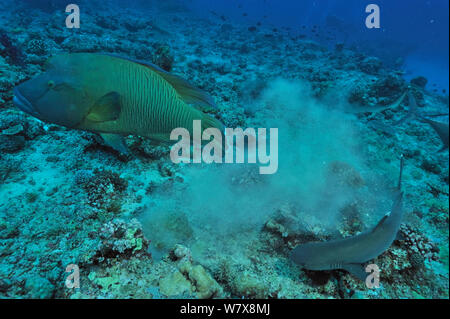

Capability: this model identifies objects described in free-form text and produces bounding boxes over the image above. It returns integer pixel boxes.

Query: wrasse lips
[13,87,40,118]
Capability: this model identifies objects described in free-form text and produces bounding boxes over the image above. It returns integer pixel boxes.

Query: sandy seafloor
[0,1,448,299]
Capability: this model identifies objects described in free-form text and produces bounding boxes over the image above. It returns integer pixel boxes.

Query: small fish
[13,53,224,154]
[396,91,449,151]
[425,113,450,118]
[290,156,405,281]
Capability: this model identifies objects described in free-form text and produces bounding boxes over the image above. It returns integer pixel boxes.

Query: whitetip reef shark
[290,156,405,281]
[396,91,449,152]
[346,91,407,115]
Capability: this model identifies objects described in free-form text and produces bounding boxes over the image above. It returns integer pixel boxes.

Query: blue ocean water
[0,0,448,300]
[191,0,449,92]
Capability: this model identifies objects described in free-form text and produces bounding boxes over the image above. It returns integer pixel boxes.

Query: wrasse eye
[47,80,56,89]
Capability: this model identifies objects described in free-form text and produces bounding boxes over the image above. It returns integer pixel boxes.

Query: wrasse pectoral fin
[87,91,122,122]
[100,133,129,155]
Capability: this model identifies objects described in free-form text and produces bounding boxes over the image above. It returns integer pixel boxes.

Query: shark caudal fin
[395,90,449,151]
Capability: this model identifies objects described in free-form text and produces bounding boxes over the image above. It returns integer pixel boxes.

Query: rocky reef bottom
[0,1,448,299]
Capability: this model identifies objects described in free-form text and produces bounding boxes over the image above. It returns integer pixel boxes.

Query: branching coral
[398,224,440,263]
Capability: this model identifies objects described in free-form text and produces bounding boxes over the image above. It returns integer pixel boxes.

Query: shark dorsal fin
[398,154,404,191]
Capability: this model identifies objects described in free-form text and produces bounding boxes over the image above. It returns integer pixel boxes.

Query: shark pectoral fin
[372,213,390,233]
[100,133,129,154]
[395,231,405,241]
[341,263,367,281]
[87,92,122,122]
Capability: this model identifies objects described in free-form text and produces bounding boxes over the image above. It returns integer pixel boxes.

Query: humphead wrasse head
[13,56,91,128]
[13,53,225,154]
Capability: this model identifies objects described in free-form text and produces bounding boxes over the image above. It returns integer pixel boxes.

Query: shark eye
[47,80,56,89]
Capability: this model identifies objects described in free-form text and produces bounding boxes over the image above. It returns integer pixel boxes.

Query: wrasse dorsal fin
[143,64,217,111]
[102,53,217,111]
[162,73,217,111]
[87,91,122,122]
[44,54,71,70]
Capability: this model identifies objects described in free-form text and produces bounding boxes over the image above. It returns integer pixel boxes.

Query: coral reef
[0,0,447,300]
[0,30,24,65]
[398,224,440,262]
[151,44,174,71]
[95,218,150,262]
[76,169,128,210]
